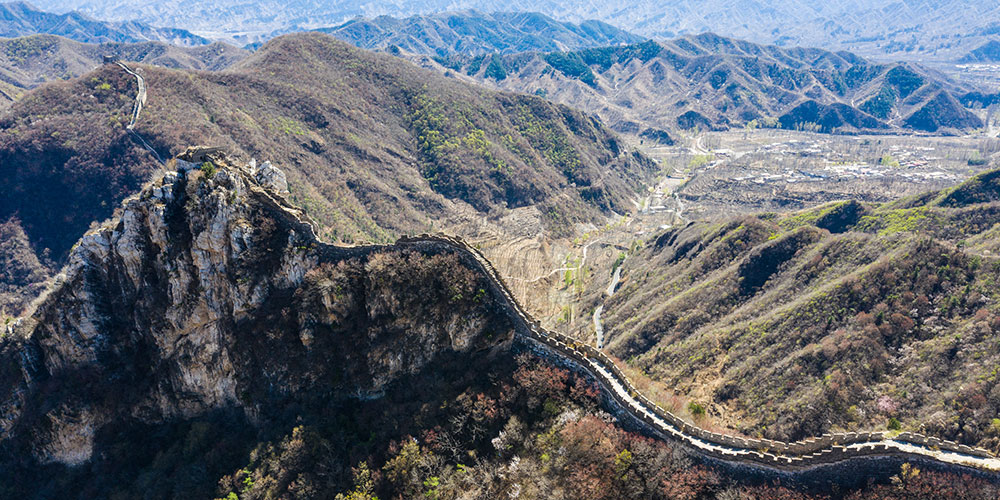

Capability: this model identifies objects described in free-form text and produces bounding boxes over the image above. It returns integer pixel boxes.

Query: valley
[634,128,999,218]
[2,5,1000,498]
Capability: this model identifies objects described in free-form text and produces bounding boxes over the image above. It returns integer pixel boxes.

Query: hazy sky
[23,0,998,51]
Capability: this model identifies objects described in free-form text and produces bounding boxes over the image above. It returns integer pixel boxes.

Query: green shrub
[688,154,713,168]
[880,154,900,168]
[687,401,705,416]
[887,417,902,430]
[200,161,217,178]
[612,252,626,273]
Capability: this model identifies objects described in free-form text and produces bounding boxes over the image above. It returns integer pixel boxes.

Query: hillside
[1,154,995,499]
[961,40,1000,63]
[433,34,984,135]
[0,32,654,312]
[0,34,246,110]
[319,10,645,56]
[584,169,1000,453]
[0,1,206,45]
[0,217,49,318]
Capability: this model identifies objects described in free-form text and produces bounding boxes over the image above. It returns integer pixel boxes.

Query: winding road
[593,260,623,349]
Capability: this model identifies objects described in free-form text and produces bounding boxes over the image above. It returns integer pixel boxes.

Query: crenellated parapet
[395,232,1000,474]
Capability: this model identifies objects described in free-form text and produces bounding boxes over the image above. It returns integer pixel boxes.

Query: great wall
[97,65,1000,478]
[389,233,1000,475]
[114,61,164,164]
[210,148,1000,476]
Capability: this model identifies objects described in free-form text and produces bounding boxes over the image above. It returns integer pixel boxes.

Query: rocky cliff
[0,152,516,494]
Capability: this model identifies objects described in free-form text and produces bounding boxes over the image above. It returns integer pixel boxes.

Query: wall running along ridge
[5,151,998,476]
[396,232,1000,474]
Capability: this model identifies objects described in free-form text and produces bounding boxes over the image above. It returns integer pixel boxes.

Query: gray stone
[255,161,289,195]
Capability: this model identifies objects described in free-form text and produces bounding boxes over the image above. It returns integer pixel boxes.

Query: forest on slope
[584,169,1000,454]
[438,34,985,136]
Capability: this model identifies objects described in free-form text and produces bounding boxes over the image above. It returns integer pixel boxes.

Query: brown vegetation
[0,31,653,264]
[597,171,1000,451]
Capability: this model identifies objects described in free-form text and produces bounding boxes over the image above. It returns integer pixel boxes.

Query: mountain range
[20,0,1000,61]
[4,150,995,498]
[432,34,986,135]
[3,27,990,138]
[0,1,207,45]
[0,31,652,315]
[318,11,645,56]
[3,5,1000,497]
[582,170,1000,449]
[0,34,246,109]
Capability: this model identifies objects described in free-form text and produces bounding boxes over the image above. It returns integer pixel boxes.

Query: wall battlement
[395,233,1000,474]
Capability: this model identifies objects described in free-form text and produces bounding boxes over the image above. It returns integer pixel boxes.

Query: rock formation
[0,152,514,469]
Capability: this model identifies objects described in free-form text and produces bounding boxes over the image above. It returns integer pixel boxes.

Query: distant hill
[319,10,645,56]
[0,32,653,280]
[960,39,1000,63]
[21,0,1000,61]
[0,1,207,45]
[435,34,983,135]
[0,34,247,110]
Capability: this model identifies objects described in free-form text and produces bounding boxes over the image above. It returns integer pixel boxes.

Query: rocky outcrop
[253,160,288,195]
[0,153,514,469]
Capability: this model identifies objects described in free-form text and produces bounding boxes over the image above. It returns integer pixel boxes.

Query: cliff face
[0,154,514,470]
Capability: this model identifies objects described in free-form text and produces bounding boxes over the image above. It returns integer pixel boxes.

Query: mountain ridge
[0,34,247,110]
[582,168,1000,453]
[0,1,208,46]
[0,31,654,317]
[2,151,998,498]
[21,1,999,61]
[433,34,985,134]
[316,10,645,56]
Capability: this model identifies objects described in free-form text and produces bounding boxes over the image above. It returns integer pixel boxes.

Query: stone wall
[396,233,1000,474]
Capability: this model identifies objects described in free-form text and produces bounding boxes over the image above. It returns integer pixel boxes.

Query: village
[629,128,998,219]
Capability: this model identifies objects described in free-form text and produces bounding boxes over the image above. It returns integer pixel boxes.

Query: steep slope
[0,1,207,45]
[0,217,49,317]
[0,34,246,109]
[0,154,522,496]
[591,169,1000,453]
[2,153,996,499]
[438,34,983,135]
[320,10,645,56]
[0,31,653,268]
